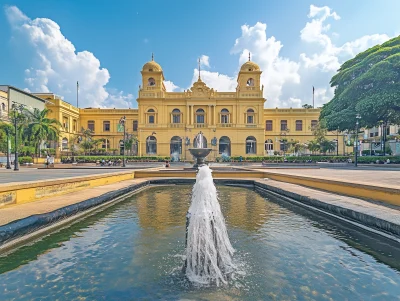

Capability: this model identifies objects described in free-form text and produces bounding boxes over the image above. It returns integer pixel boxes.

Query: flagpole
[312,86,315,108]
[77,81,79,108]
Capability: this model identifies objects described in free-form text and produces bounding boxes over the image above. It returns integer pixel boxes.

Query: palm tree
[25,108,61,157]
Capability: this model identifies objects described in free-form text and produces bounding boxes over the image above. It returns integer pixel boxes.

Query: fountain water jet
[183,165,235,286]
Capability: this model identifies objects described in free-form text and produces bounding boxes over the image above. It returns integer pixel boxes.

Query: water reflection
[136,185,271,232]
[0,185,399,301]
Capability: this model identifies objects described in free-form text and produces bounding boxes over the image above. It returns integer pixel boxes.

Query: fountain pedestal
[188,131,212,168]
[188,148,212,168]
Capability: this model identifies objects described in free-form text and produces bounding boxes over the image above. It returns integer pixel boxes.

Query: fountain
[188,131,212,168]
[183,165,235,286]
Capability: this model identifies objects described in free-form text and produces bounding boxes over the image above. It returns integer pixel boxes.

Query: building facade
[17,58,349,158]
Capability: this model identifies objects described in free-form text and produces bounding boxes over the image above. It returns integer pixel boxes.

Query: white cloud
[300,5,390,72]
[5,5,133,108]
[192,69,236,92]
[164,80,180,92]
[199,55,210,68]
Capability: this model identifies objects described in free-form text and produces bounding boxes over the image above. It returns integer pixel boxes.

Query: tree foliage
[320,35,400,131]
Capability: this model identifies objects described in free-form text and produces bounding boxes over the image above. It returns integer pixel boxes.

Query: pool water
[0,185,399,300]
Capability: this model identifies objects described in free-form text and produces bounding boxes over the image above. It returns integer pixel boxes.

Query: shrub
[61,155,170,163]
[41,148,56,156]
[18,156,33,164]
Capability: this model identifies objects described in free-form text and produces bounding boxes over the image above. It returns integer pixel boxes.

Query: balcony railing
[169,123,184,128]
[194,123,208,128]
[217,123,233,128]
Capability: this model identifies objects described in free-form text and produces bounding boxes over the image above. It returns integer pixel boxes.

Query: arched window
[146,136,157,154]
[221,108,229,124]
[247,108,255,124]
[148,109,155,112]
[1,103,5,111]
[247,78,254,86]
[170,136,182,156]
[246,136,257,154]
[265,139,274,151]
[196,108,205,124]
[219,136,231,156]
[148,78,156,86]
[62,138,68,151]
[172,108,181,123]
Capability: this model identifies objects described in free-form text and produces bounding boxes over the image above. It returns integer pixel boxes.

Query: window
[246,136,257,154]
[221,108,229,124]
[147,109,155,124]
[281,120,287,131]
[369,132,374,138]
[246,78,254,86]
[280,141,287,151]
[172,108,181,123]
[265,139,274,151]
[73,120,77,132]
[63,117,68,129]
[102,139,110,149]
[103,121,110,132]
[147,109,155,112]
[296,120,303,131]
[87,121,95,132]
[62,138,68,150]
[133,120,138,131]
[247,108,254,124]
[219,136,231,155]
[266,120,273,131]
[311,120,318,129]
[170,136,182,155]
[149,116,155,124]
[148,78,156,86]
[1,103,5,111]
[196,108,205,124]
[146,136,157,154]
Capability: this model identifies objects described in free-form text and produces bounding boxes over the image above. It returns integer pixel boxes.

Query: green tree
[0,122,14,154]
[25,108,61,156]
[320,35,400,131]
[307,140,320,154]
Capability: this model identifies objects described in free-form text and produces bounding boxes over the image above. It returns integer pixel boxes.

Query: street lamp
[11,102,26,171]
[355,114,361,167]
[119,116,126,167]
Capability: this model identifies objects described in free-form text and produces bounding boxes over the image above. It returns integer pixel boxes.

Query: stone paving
[0,179,147,226]
[254,168,400,189]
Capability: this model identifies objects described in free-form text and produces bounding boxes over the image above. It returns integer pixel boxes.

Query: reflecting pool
[0,185,399,300]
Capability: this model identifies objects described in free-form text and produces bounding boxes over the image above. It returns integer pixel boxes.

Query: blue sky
[1,0,399,108]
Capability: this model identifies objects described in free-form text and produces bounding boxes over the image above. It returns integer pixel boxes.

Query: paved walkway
[0,179,147,226]
[254,168,400,189]
[255,179,400,237]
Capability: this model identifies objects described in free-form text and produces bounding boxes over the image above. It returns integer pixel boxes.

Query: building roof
[240,61,261,72]
[142,60,163,72]
[0,85,47,103]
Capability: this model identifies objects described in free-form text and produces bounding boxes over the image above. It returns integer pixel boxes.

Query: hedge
[18,156,33,164]
[219,155,399,164]
[61,156,171,163]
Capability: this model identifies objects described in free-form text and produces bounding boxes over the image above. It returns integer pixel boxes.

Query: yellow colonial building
[30,57,345,159]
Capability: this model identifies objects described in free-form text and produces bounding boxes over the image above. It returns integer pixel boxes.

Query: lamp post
[355,114,361,167]
[336,127,339,156]
[119,116,126,167]
[11,102,25,171]
[5,127,11,169]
